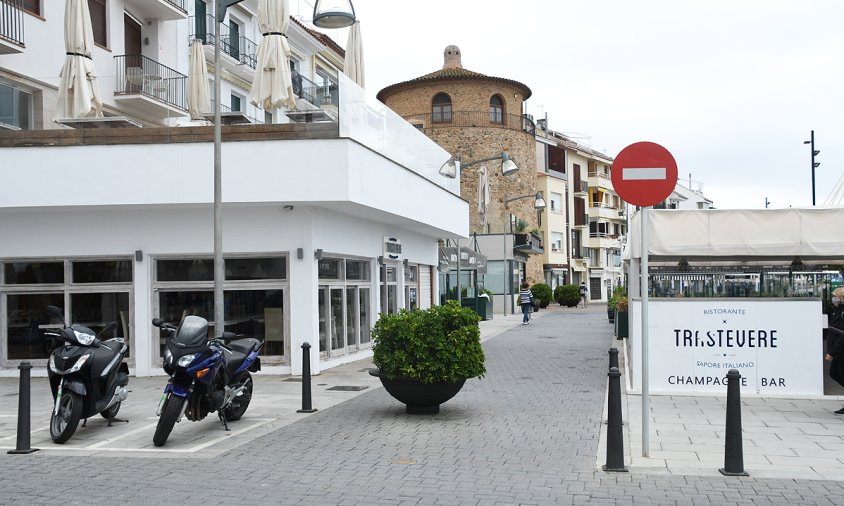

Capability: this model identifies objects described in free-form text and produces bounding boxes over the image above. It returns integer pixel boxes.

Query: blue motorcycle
[152,315,262,447]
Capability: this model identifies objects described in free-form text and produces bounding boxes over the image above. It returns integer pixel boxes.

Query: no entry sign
[611,142,678,207]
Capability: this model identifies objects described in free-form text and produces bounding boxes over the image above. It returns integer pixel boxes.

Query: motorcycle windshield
[173,316,208,348]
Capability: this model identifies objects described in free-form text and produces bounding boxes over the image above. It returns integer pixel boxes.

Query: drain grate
[327,385,368,391]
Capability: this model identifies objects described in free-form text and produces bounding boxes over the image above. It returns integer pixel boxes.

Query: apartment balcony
[587,170,613,190]
[191,16,258,82]
[573,211,589,228]
[589,204,625,221]
[113,55,188,118]
[573,180,588,195]
[513,233,544,255]
[291,70,338,119]
[588,232,621,251]
[0,0,24,54]
[401,111,536,136]
[125,0,187,21]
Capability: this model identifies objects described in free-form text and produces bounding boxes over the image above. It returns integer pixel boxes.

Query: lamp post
[803,130,820,206]
[211,0,355,337]
[502,193,546,316]
[439,152,520,309]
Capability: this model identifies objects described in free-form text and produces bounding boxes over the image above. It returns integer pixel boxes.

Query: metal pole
[7,362,37,454]
[810,130,816,206]
[213,9,224,338]
[641,206,650,457]
[456,238,461,306]
[502,198,508,316]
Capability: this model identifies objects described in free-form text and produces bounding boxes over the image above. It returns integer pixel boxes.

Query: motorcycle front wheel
[153,394,185,447]
[100,402,120,420]
[50,391,83,444]
[224,371,253,421]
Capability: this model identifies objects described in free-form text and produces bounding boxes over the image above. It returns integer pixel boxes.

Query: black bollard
[719,369,748,476]
[608,347,619,371]
[296,343,317,413]
[603,366,627,472]
[8,362,38,454]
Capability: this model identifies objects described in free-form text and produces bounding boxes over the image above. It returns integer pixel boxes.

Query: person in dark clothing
[825,288,844,414]
[519,282,533,325]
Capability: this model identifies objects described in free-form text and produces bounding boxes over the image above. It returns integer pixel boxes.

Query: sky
[291,0,844,210]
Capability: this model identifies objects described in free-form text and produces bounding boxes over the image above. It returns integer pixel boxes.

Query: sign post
[611,141,678,457]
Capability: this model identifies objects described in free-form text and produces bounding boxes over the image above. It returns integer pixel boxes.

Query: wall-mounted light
[314,249,323,261]
[297,248,304,260]
[144,37,149,46]
[135,250,143,262]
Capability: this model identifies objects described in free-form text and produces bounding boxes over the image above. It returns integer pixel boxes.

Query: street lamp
[803,130,820,206]
[211,0,355,337]
[439,152,520,308]
[502,192,546,315]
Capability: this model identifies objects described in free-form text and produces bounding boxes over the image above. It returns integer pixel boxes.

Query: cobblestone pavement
[2,306,844,504]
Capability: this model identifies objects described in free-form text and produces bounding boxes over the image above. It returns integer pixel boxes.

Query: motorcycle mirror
[152,318,163,327]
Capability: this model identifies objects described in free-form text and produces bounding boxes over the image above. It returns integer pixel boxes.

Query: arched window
[432,93,452,123]
[489,95,504,124]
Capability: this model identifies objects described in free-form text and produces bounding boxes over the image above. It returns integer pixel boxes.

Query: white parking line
[0,424,50,441]
[85,422,159,449]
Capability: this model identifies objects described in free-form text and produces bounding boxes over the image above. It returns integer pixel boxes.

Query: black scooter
[45,305,130,443]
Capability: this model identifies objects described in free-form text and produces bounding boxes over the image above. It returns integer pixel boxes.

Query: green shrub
[554,284,580,307]
[531,283,553,308]
[481,288,494,302]
[609,285,628,311]
[371,301,485,384]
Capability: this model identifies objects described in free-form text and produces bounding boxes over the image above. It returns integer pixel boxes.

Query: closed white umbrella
[52,0,103,121]
[477,165,491,231]
[187,39,210,120]
[249,0,296,111]
[343,20,364,87]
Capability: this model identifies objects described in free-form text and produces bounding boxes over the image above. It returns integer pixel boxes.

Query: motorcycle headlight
[73,329,96,346]
[48,354,58,373]
[177,354,197,367]
[164,348,173,365]
[67,353,91,373]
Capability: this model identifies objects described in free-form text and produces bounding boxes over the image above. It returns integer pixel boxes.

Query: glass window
[4,262,64,284]
[346,287,357,347]
[0,83,33,130]
[157,289,284,356]
[550,192,563,214]
[6,293,64,360]
[73,260,133,283]
[88,0,107,47]
[318,258,342,280]
[226,257,286,281]
[432,93,452,123]
[359,288,370,344]
[489,95,504,124]
[264,111,272,124]
[404,265,417,283]
[157,259,214,281]
[70,292,130,354]
[230,93,241,112]
[345,260,370,281]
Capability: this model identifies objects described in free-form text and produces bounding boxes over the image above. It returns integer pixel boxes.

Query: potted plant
[614,295,629,339]
[369,301,486,414]
[531,283,552,309]
[608,285,627,323]
[554,284,580,307]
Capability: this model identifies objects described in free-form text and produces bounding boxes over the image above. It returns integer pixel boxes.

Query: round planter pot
[369,370,466,415]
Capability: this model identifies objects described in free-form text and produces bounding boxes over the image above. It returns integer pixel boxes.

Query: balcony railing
[574,180,588,193]
[292,71,338,110]
[587,170,610,178]
[190,15,258,69]
[114,55,187,111]
[0,0,24,48]
[514,233,544,254]
[401,111,535,136]
[571,247,587,259]
[163,0,187,11]
[207,99,264,125]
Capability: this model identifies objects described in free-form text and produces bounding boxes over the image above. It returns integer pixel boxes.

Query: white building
[0,1,466,377]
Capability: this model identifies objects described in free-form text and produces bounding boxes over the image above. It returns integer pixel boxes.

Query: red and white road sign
[611,142,678,207]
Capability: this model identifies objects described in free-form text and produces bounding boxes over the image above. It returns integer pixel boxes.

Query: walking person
[519,282,533,325]
[579,281,588,308]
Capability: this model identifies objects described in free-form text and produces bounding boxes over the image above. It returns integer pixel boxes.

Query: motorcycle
[152,315,261,447]
[45,305,130,444]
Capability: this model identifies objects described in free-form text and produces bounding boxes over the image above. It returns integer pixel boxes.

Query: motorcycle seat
[228,338,262,356]
[225,349,248,379]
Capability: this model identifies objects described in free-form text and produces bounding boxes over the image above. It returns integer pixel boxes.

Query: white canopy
[625,207,844,263]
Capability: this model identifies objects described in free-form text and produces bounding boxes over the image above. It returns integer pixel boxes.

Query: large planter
[608,305,615,323]
[615,310,629,339]
[369,370,466,414]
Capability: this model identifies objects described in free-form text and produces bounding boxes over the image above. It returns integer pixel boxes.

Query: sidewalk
[600,330,844,481]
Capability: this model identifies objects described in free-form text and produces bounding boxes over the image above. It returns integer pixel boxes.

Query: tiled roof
[377,67,532,102]
[289,17,345,59]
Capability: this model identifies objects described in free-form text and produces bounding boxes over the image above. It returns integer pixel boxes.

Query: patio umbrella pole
[213,9,224,339]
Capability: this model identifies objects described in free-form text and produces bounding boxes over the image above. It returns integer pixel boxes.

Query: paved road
[2,306,843,504]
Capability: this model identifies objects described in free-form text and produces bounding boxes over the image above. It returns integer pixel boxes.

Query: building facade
[377,45,540,314]
[0,1,467,376]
